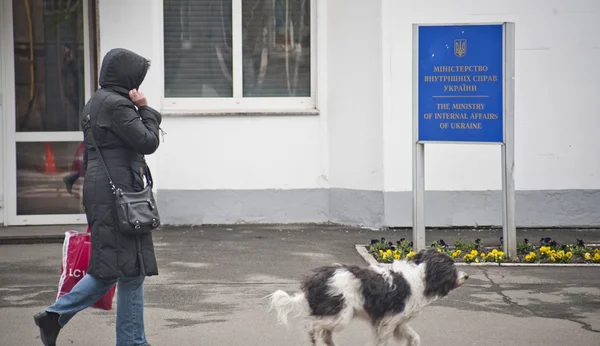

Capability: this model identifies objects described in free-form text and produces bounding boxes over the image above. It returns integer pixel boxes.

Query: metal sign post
[412,22,516,260]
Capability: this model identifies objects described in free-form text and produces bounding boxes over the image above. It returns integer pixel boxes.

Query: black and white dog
[268,248,469,346]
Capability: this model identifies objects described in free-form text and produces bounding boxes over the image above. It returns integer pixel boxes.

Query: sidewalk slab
[0,225,599,345]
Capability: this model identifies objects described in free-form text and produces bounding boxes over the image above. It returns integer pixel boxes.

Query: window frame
[159,0,318,114]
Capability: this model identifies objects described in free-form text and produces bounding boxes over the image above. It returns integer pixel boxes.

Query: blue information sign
[418,24,504,143]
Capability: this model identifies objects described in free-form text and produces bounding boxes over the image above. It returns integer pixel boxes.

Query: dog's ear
[410,250,424,264]
[410,249,427,264]
[410,248,438,264]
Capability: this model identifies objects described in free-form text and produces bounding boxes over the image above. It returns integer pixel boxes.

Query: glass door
[3,0,97,225]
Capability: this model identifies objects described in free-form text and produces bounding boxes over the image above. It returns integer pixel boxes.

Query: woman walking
[34,48,162,346]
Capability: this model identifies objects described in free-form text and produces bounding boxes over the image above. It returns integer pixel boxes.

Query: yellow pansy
[594,253,600,261]
[566,252,572,259]
[470,250,478,256]
[584,253,591,261]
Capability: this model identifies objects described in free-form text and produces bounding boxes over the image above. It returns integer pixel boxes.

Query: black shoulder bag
[86,112,161,236]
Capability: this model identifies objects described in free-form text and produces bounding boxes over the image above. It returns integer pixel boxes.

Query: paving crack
[564,319,600,333]
[481,268,600,333]
[481,269,536,317]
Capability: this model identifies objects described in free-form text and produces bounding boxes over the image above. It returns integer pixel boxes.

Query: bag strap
[86,112,118,193]
[86,98,154,192]
[144,164,154,187]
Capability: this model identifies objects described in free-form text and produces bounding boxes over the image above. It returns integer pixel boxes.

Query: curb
[0,235,65,245]
[354,244,600,268]
[355,245,379,266]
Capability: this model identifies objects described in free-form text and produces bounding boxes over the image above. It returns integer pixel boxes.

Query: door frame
[1,0,97,225]
[0,0,5,225]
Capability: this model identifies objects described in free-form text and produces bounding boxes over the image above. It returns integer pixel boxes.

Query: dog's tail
[268,290,308,326]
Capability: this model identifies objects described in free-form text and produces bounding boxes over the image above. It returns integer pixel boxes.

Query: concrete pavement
[2,223,600,245]
[1,225,599,345]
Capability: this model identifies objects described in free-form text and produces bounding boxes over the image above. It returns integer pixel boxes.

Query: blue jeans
[47,274,148,346]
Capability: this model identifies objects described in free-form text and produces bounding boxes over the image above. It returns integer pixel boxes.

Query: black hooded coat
[81,48,162,280]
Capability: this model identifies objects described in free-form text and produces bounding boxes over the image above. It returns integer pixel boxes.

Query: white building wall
[387,0,600,192]
[327,0,383,191]
[384,0,600,227]
[97,0,163,183]
[98,0,330,225]
[326,0,385,227]
[98,0,327,187]
[93,0,600,228]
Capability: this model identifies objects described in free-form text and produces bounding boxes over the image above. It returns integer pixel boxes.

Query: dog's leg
[308,328,317,346]
[322,330,337,346]
[404,325,420,346]
[393,324,420,346]
[393,324,407,345]
[371,322,395,346]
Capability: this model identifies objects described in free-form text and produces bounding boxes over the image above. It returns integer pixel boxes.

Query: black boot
[34,311,61,346]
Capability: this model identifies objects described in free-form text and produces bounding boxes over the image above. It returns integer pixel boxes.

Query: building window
[163,0,314,112]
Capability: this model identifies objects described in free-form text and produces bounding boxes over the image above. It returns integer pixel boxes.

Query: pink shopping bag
[56,227,116,310]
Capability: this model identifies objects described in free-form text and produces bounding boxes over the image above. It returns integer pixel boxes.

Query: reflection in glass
[242,0,311,97]
[17,142,85,215]
[163,0,233,97]
[13,0,85,132]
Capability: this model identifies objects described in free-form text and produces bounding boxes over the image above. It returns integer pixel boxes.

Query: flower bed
[367,237,600,265]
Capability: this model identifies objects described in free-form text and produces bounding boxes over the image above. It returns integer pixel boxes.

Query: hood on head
[99,48,150,95]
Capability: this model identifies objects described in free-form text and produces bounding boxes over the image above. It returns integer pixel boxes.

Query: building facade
[1,0,599,229]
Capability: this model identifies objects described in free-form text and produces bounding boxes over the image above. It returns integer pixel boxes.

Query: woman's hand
[129,89,148,107]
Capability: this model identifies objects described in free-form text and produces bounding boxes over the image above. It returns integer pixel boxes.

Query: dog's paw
[409,334,420,346]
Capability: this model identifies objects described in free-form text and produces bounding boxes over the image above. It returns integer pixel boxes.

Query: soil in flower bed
[368,237,600,264]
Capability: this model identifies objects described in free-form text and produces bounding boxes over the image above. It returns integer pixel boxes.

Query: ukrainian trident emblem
[454,39,467,58]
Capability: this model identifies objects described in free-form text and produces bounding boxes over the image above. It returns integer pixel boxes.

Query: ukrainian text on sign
[418,25,504,143]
